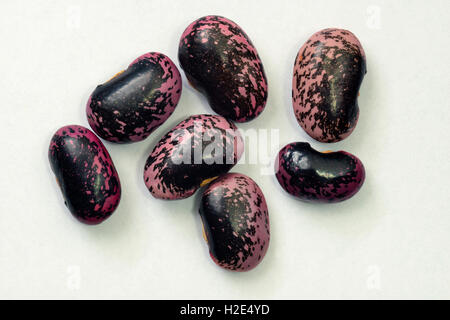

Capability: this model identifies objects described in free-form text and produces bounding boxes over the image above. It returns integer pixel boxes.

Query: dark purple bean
[179,15,267,122]
[144,114,244,200]
[275,142,365,203]
[87,52,182,143]
[293,28,366,142]
[49,125,121,224]
[199,173,270,271]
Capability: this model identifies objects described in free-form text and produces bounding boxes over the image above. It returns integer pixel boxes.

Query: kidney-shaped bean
[199,173,270,271]
[144,114,244,200]
[49,125,121,224]
[87,52,182,143]
[179,15,267,122]
[275,142,365,202]
[293,28,366,142]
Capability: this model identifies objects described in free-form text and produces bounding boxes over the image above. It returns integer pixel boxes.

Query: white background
[1,0,449,299]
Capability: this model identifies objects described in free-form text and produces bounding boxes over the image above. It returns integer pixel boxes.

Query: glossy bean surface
[179,15,267,122]
[293,28,366,142]
[87,52,182,143]
[144,114,244,200]
[49,125,121,224]
[275,142,365,202]
[200,173,270,271]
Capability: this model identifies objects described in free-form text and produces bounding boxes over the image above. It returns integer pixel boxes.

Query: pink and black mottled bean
[49,125,121,224]
[178,15,267,123]
[144,114,244,200]
[275,142,365,203]
[199,173,270,272]
[87,52,182,143]
[293,28,366,142]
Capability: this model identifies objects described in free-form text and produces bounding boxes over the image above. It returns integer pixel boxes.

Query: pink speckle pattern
[179,15,268,122]
[49,125,121,224]
[87,52,182,143]
[200,173,270,271]
[293,28,366,142]
[275,142,365,202]
[144,114,244,200]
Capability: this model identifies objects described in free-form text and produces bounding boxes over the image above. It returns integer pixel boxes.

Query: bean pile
[49,15,366,272]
